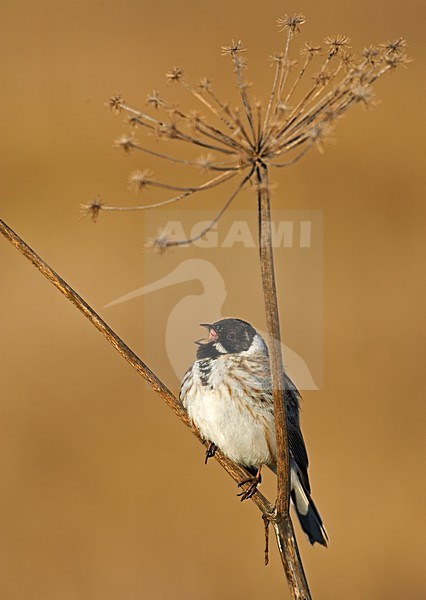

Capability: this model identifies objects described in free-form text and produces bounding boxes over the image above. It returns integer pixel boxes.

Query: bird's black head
[196,318,257,359]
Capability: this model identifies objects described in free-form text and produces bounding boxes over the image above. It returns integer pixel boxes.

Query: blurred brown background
[1,1,425,598]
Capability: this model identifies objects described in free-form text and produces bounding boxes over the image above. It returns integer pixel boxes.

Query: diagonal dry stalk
[0,217,309,597]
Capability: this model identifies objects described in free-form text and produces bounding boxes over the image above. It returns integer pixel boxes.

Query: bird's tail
[290,462,329,546]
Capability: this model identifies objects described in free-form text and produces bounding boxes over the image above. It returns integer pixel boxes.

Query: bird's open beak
[195,323,218,345]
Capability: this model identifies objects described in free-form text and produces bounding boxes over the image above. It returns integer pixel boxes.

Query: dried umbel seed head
[100,17,408,248]
[144,228,173,255]
[300,43,322,59]
[383,53,411,69]
[269,51,285,65]
[324,35,351,57]
[114,133,135,153]
[195,153,215,172]
[107,94,124,114]
[81,197,104,222]
[146,90,162,109]
[351,84,378,109]
[339,51,357,71]
[312,71,332,86]
[380,38,407,55]
[307,123,335,153]
[198,77,212,91]
[362,46,381,65]
[277,13,306,34]
[221,39,247,56]
[166,66,184,83]
[127,169,153,192]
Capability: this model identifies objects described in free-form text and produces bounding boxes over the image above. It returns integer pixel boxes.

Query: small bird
[180,318,328,546]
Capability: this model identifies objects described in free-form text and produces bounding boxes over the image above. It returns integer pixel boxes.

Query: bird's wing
[253,353,310,482]
[288,423,310,492]
[284,372,311,493]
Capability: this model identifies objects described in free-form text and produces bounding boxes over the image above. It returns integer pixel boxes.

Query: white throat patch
[213,341,228,354]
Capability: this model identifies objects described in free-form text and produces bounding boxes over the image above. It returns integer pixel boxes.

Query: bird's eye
[227,332,236,341]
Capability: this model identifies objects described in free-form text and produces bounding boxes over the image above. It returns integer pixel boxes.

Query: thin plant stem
[270,144,313,167]
[283,55,311,108]
[232,56,256,142]
[141,170,235,193]
[82,171,236,217]
[256,166,311,599]
[129,142,241,171]
[262,59,281,142]
[256,166,289,514]
[121,105,237,155]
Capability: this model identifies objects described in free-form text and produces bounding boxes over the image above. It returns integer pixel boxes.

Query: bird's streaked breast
[181,354,276,468]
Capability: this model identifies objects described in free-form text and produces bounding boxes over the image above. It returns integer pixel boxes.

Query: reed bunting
[180,317,328,546]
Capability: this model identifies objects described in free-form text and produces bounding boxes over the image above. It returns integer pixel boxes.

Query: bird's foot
[237,470,262,501]
[205,442,217,464]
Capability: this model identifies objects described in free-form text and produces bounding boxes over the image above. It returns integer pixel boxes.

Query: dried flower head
[146,90,162,109]
[276,102,292,115]
[114,133,135,153]
[384,52,411,69]
[362,46,380,65]
[312,70,332,86]
[127,115,140,128]
[166,66,184,83]
[144,228,173,255]
[221,40,246,56]
[198,77,212,91]
[81,197,104,222]
[306,123,335,153]
[380,38,407,55]
[285,59,299,72]
[233,55,248,71]
[277,14,306,34]
[339,51,357,71]
[351,84,378,109]
[269,52,285,65]
[301,43,322,58]
[322,107,340,123]
[324,35,351,57]
[195,153,215,172]
[107,94,124,115]
[128,169,153,192]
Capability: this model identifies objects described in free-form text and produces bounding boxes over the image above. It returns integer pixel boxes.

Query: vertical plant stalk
[256,166,311,599]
